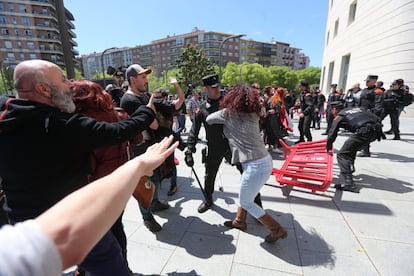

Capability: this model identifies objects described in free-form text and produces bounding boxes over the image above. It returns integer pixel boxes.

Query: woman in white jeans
[206,85,287,243]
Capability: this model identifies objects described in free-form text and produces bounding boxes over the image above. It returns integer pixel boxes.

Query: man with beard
[0,60,156,276]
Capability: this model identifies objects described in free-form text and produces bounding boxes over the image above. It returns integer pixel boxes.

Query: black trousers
[298,115,312,141]
[382,108,400,135]
[337,130,377,175]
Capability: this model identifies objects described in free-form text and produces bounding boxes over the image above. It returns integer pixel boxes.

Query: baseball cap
[125,64,152,80]
[365,75,378,81]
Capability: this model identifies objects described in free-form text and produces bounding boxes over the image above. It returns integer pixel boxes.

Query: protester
[206,85,287,243]
[0,59,156,276]
[120,63,171,233]
[185,74,263,213]
[0,136,177,276]
[72,79,131,270]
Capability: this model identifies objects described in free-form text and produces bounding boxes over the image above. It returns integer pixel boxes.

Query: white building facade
[321,0,414,116]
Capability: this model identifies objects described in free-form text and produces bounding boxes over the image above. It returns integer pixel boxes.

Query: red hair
[220,85,261,114]
[72,80,118,122]
[270,87,286,107]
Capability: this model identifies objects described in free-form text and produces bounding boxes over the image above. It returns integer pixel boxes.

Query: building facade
[321,0,414,116]
[0,0,78,79]
[81,27,309,80]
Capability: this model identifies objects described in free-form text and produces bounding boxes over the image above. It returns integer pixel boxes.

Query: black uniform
[327,106,381,192]
[297,89,314,142]
[382,87,403,139]
[186,97,261,212]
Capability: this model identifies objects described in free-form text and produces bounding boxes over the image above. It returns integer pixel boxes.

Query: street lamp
[101,47,117,88]
[219,34,245,80]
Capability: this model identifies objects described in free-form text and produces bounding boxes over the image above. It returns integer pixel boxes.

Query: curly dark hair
[220,85,262,114]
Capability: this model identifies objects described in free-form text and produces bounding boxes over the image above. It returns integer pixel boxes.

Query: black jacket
[186,97,228,153]
[0,96,155,222]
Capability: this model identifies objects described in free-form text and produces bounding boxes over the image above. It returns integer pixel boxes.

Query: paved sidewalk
[119,116,414,276]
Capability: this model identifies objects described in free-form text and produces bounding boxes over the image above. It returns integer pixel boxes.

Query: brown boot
[258,213,288,243]
[224,207,247,230]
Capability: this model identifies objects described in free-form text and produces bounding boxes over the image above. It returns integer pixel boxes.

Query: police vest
[339,107,379,132]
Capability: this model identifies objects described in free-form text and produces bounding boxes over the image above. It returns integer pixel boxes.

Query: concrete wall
[321,0,414,117]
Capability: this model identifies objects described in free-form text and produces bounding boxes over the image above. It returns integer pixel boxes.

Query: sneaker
[144,216,162,232]
[167,186,177,196]
[152,201,170,212]
[339,184,360,193]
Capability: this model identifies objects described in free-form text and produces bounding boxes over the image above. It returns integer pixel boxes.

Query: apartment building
[0,0,78,79]
[321,0,414,116]
[81,27,309,80]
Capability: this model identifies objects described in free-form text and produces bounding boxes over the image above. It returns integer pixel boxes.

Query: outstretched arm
[36,136,178,269]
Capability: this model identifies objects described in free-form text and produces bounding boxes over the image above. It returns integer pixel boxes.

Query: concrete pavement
[116,116,414,275]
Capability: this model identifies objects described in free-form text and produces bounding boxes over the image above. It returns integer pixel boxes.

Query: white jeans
[239,154,272,218]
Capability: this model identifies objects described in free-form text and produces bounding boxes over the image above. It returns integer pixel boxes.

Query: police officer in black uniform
[382,79,404,140]
[295,80,314,143]
[185,74,262,213]
[326,101,382,193]
[357,74,380,157]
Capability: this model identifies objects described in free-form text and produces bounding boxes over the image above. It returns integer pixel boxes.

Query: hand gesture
[169,77,178,85]
[137,136,178,176]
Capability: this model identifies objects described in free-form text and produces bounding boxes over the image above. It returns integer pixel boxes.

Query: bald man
[0,60,156,275]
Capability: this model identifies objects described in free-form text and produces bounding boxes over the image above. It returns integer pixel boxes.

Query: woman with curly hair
[206,85,287,243]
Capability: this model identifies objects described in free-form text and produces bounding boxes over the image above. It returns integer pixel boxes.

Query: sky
[65,0,328,67]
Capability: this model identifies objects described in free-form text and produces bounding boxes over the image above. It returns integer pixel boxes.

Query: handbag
[132,176,155,209]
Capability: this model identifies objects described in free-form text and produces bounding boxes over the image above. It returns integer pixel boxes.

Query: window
[0,3,3,11]
[0,16,6,24]
[1,28,9,35]
[8,3,14,12]
[20,53,24,60]
[22,17,30,25]
[15,29,19,36]
[334,19,339,37]
[348,1,357,25]
[7,53,15,61]
[29,54,37,59]
[19,4,26,13]
[27,42,35,49]
[326,31,330,45]
[25,29,32,37]
[12,16,16,24]
[5,41,12,48]
[17,41,22,48]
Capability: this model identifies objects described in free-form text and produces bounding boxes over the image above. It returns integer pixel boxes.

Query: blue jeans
[175,114,186,134]
[239,154,272,219]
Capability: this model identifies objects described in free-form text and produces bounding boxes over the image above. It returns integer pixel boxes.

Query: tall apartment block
[0,0,78,79]
[81,28,309,80]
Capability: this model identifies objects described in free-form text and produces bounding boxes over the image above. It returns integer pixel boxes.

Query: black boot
[198,195,213,213]
[339,174,359,193]
[392,134,400,140]
[357,149,370,157]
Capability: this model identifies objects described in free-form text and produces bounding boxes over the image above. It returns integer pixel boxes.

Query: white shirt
[0,220,62,276]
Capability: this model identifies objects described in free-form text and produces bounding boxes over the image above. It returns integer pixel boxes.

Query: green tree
[175,44,215,87]
[295,67,321,88]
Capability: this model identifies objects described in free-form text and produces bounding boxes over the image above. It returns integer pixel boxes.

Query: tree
[175,44,215,88]
[296,67,321,88]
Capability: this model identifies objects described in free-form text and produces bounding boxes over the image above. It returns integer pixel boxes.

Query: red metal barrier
[272,139,333,193]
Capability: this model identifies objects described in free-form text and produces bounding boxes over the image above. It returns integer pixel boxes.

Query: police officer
[382,79,404,140]
[356,74,380,157]
[326,101,382,193]
[322,84,342,135]
[185,74,262,213]
[295,80,314,143]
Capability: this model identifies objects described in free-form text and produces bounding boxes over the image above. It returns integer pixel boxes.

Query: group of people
[0,60,289,275]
